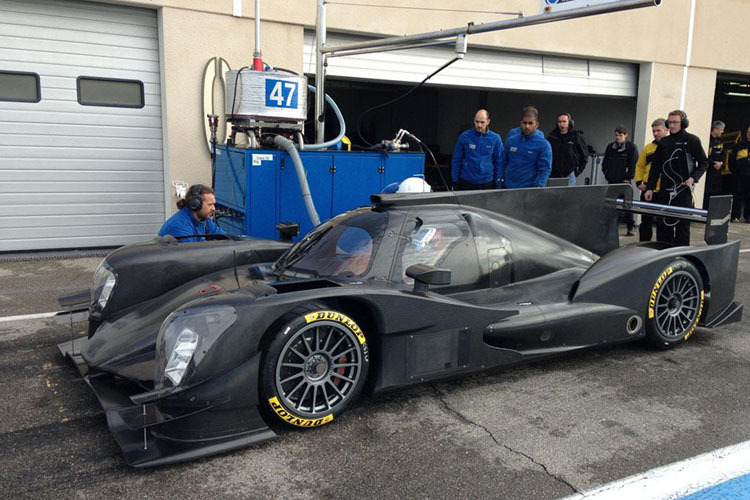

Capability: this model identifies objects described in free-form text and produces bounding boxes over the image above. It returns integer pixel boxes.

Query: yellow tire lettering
[268,396,334,427]
[304,310,367,345]
[648,267,673,319]
[684,290,704,340]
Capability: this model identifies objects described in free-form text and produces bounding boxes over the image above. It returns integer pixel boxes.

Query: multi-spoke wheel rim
[275,321,363,418]
[654,270,701,338]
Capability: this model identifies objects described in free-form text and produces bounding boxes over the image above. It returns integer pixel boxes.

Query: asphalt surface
[1,225,749,500]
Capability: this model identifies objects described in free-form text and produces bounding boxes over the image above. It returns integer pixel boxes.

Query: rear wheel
[261,305,369,428]
[645,259,704,348]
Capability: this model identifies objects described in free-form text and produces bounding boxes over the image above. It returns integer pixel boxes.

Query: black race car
[57,185,742,467]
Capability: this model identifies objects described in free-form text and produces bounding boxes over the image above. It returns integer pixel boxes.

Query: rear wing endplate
[616,195,732,245]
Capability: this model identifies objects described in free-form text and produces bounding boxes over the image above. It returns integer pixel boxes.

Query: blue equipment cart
[213,146,425,240]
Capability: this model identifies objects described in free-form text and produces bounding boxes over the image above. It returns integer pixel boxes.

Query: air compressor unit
[213,145,425,240]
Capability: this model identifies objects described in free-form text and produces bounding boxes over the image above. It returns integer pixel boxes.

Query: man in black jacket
[602,125,638,236]
[547,113,589,186]
[729,124,750,222]
[703,120,726,210]
[645,110,708,246]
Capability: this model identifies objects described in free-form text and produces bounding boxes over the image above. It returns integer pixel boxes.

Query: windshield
[275,209,390,279]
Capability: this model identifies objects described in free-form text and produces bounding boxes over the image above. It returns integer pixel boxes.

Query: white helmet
[397,176,432,193]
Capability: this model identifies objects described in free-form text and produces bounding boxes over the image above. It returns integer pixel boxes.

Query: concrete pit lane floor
[1,225,750,500]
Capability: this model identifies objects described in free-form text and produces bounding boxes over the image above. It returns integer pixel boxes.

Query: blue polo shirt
[158,206,226,242]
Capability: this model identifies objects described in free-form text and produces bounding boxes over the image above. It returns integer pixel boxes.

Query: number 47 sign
[265,79,299,109]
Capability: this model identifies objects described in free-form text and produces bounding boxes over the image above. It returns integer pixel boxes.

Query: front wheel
[261,306,370,428]
[646,259,704,348]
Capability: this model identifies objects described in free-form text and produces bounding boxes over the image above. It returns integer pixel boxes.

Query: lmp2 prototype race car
[58,184,742,467]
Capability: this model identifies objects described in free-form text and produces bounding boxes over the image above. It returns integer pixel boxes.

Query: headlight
[91,260,116,310]
[155,305,237,388]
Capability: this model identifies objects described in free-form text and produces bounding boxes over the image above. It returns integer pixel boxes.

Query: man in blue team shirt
[498,106,552,189]
[158,184,226,242]
[451,109,504,190]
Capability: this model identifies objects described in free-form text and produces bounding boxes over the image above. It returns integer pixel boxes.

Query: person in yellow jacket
[634,118,668,241]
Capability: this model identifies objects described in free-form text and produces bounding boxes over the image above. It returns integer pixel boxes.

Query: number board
[265,79,299,109]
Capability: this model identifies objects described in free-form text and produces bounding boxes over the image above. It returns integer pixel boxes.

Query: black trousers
[655,189,693,246]
[454,178,494,191]
[731,175,750,220]
[723,175,734,197]
[702,174,724,210]
[610,182,634,231]
[639,190,654,241]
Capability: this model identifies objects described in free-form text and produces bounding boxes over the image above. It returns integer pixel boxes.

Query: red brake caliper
[332,356,347,385]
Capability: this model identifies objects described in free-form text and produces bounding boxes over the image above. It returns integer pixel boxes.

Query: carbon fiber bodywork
[58,185,742,467]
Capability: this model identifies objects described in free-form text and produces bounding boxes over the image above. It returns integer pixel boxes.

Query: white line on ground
[0,311,58,323]
[561,439,750,499]
[740,248,750,253]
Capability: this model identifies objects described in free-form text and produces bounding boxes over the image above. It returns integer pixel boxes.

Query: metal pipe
[320,0,661,55]
[253,0,262,70]
[616,198,708,222]
[326,39,454,58]
[252,0,263,70]
[314,0,327,144]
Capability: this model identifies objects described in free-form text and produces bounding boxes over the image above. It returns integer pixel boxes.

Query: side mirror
[276,221,300,243]
[405,263,451,294]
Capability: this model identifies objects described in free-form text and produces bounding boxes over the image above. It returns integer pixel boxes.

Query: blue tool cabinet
[213,146,425,240]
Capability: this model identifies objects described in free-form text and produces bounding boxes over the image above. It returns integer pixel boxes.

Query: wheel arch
[680,254,710,320]
[255,296,384,393]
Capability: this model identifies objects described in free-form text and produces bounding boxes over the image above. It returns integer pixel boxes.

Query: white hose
[274,135,321,226]
[305,84,346,150]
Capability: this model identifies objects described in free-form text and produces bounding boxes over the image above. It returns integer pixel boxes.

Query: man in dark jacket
[547,113,589,186]
[729,124,750,222]
[703,120,726,209]
[602,125,638,236]
[645,110,708,246]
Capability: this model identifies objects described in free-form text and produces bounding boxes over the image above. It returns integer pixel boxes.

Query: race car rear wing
[616,195,732,245]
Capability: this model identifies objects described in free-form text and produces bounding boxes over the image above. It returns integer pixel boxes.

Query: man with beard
[159,184,226,242]
[498,106,552,189]
[547,113,589,186]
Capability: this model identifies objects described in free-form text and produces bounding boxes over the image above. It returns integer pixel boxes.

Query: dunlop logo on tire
[304,311,367,345]
[268,397,334,427]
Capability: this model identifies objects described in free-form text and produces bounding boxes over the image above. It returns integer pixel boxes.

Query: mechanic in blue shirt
[498,106,553,189]
[451,109,504,190]
[158,184,226,242]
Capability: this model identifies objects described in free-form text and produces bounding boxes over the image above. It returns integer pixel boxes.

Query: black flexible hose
[356,57,460,147]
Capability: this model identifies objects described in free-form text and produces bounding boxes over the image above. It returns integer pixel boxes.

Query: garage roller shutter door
[305,32,637,97]
[0,0,164,251]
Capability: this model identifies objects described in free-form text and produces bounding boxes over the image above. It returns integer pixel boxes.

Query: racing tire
[645,258,705,349]
[261,304,370,428]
